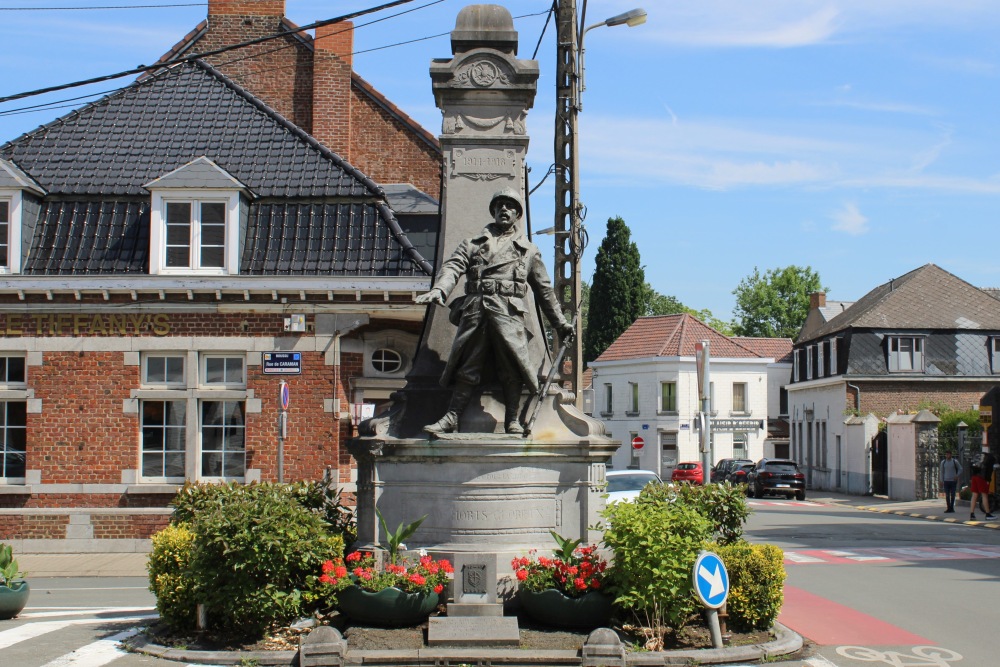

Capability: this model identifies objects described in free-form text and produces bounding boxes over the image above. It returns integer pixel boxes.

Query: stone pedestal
[348,411,614,559]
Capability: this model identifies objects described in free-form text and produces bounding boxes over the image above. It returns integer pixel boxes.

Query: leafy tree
[643,284,734,335]
[583,217,646,362]
[732,265,824,339]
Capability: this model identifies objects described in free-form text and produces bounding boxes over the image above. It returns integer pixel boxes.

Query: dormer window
[145,157,247,276]
[166,201,227,269]
[0,158,46,275]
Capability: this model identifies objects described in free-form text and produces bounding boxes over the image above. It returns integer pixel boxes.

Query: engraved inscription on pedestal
[463,563,487,595]
[448,496,556,532]
[452,148,518,180]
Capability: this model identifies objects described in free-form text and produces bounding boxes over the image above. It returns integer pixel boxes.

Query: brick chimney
[312,21,354,160]
[208,0,285,18]
[809,291,827,309]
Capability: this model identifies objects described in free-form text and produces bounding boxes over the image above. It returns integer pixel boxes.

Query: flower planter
[0,581,30,620]
[337,585,439,627]
[518,588,613,629]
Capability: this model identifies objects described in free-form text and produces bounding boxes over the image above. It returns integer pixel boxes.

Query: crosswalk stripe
[20,607,155,619]
[39,627,141,667]
[0,615,157,650]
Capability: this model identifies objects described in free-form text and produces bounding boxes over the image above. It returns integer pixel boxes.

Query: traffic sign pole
[693,551,729,649]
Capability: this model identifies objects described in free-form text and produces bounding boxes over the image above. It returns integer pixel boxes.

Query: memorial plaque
[463,563,488,595]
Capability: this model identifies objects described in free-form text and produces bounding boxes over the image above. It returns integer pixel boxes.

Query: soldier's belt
[466,279,526,297]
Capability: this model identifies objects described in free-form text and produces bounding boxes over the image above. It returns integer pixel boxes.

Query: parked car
[747,459,806,500]
[605,469,662,503]
[711,458,753,483]
[671,461,704,484]
[727,463,756,490]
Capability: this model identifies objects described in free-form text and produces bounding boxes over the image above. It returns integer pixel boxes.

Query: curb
[851,505,1000,529]
[128,622,803,666]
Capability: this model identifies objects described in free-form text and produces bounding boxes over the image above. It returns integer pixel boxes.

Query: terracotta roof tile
[732,337,793,363]
[596,314,762,362]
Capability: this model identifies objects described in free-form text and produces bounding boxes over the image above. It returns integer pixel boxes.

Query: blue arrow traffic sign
[692,551,729,609]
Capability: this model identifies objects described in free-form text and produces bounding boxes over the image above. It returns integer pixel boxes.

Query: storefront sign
[0,313,170,336]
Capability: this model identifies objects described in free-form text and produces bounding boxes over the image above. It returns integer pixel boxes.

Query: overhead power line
[0,0,431,105]
[0,3,204,9]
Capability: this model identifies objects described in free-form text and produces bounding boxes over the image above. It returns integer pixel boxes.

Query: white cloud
[831,202,869,235]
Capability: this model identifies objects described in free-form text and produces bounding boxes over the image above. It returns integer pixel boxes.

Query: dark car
[671,461,704,484]
[711,458,753,483]
[747,459,806,500]
[726,463,756,490]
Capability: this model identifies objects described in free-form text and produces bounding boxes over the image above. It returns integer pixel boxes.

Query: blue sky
[2,0,1000,323]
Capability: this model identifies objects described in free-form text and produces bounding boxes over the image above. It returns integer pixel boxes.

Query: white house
[588,314,791,478]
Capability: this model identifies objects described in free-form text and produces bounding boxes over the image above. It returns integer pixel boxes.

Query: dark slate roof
[798,264,1000,343]
[0,159,44,193]
[1,60,432,277]
[1,60,374,199]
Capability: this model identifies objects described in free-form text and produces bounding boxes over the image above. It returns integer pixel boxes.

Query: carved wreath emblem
[456,59,511,88]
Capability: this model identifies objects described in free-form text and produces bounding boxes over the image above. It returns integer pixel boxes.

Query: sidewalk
[807,490,1000,529]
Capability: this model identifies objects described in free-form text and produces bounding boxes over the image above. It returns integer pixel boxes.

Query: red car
[671,461,704,484]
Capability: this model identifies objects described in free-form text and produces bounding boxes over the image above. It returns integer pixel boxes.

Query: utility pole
[553,0,584,407]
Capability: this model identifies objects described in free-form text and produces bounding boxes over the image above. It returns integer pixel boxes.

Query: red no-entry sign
[631,436,645,450]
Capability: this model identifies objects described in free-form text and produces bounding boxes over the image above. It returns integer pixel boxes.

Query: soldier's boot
[425,383,474,436]
[503,382,524,434]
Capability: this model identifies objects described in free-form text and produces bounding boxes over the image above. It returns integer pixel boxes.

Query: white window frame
[0,354,26,389]
[991,337,1000,374]
[0,191,24,274]
[806,346,814,380]
[0,400,27,483]
[198,399,246,481]
[149,189,240,275]
[829,338,838,377]
[817,344,825,379]
[732,382,748,414]
[142,353,186,388]
[139,399,187,483]
[659,381,677,413]
[371,348,403,374]
[603,383,613,416]
[887,335,925,373]
[628,381,639,414]
[201,354,246,388]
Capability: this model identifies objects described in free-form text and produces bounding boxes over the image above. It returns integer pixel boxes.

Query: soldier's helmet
[489,187,524,217]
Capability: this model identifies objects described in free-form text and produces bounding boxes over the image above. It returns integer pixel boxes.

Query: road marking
[20,607,155,619]
[785,551,827,563]
[835,645,962,665]
[780,585,932,646]
[805,657,839,666]
[0,615,156,649]
[39,627,141,667]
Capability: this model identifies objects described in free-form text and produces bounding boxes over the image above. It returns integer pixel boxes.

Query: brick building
[0,0,443,551]
[788,264,1000,495]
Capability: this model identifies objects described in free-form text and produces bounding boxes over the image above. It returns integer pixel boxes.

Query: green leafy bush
[147,524,197,629]
[714,541,785,631]
[156,482,346,639]
[638,481,751,544]
[0,542,26,586]
[602,497,712,637]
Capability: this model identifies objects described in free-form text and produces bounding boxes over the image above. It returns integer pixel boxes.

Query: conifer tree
[583,217,646,363]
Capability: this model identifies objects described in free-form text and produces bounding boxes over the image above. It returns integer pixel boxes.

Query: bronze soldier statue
[415,187,575,435]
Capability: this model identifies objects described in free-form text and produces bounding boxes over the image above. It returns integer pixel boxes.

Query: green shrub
[602,497,712,636]
[162,482,345,639]
[638,481,751,545]
[147,524,197,630]
[714,541,785,632]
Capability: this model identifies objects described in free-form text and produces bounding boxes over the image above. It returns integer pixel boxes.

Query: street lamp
[552,2,646,408]
[579,9,647,103]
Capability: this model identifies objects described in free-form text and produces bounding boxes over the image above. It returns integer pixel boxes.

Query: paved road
[0,577,197,667]
[738,497,999,667]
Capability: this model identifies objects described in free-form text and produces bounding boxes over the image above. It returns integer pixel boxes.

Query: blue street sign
[692,551,729,609]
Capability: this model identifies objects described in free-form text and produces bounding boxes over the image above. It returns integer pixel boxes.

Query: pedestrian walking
[940,451,962,513]
[969,464,995,521]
